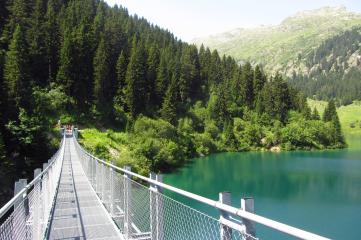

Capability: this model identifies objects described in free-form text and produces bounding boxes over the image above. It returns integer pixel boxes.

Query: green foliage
[4,25,30,109]
[6,108,42,146]
[125,37,147,118]
[0,0,347,179]
[289,28,361,103]
[93,37,111,117]
[161,75,178,124]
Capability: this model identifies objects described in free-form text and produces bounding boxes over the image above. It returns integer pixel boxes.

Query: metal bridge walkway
[0,128,330,240]
[47,135,122,240]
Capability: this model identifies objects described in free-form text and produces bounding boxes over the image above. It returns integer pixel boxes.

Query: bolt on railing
[73,128,330,240]
[0,132,66,240]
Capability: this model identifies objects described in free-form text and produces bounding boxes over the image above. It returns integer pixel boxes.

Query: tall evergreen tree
[71,23,94,112]
[93,37,111,115]
[45,0,60,82]
[28,0,48,86]
[56,31,74,97]
[114,51,127,105]
[323,100,337,122]
[209,83,231,128]
[155,52,169,105]
[298,95,311,119]
[323,100,344,143]
[261,74,290,123]
[208,50,222,85]
[231,66,242,104]
[161,74,178,124]
[3,25,30,110]
[253,65,266,97]
[92,1,107,43]
[146,45,160,108]
[241,62,254,108]
[2,0,29,44]
[312,107,320,120]
[125,37,147,118]
[179,46,199,104]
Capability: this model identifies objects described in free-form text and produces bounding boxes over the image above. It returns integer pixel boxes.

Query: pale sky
[104,0,361,41]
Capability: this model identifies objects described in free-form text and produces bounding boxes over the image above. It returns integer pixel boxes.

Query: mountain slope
[193,6,361,71]
[289,27,361,104]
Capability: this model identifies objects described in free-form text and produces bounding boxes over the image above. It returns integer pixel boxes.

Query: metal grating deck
[47,135,123,240]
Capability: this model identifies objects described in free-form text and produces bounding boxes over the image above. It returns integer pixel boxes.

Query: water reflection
[165,135,361,239]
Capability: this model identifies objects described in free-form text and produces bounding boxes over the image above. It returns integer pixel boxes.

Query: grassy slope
[78,129,139,169]
[193,7,361,74]
[308,99,361,135]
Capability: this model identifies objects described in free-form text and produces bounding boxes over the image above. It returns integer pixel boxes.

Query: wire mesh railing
[73,129,330,240]
[74,142,248,240]
[0,131,66,240]
[0,128,331,240]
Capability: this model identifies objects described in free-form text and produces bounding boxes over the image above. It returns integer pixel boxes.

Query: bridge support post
[101,162,106,201]
[124,166,132,239]
[150,173,164,240]
[42,163,49,225]
[241,197,256,239]
[73,128,78,139]
[32,168,42,240]
[95,159,100,194]
[110,161,115,216]
[13,179,28,239]
[219,192,232,240]
[89,155,94,187]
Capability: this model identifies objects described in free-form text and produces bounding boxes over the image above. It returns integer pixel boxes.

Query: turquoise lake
[164,135,361,239]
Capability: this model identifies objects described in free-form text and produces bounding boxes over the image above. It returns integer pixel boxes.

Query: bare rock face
[357,55,361,67]
[270,146,281,152]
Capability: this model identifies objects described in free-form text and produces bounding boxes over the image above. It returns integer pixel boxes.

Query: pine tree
[28,0,48,86]
[45,0,60,82]
[208,50,222,85]
[161,74,178,124]
[114,51,127,106]
[146,45,160,108]
[125,37,147,118]
[323,100,344,144]
[253,65,266,97]
[72,23,95,112]
[93,1,107,43]
[312,107,320,120]
[198,44,210,91]
[3,25,30,110]
[223,119,237,150]
[273,74,290,123]
[231,66,242,104]
[56,31,74,97]
[155,52,169,105]
[2,0,29,44]
[93,37,111,115]
[210,83,230,128]
[261,74,290,123]
[323,100,337,122]
[179,46,199,104]
[241,62,254,108]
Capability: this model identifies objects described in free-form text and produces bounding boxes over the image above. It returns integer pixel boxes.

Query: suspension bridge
[0,128,330,240]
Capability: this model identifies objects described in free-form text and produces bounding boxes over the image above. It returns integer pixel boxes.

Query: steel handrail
[74,135,330,240]
[0,134,66,219]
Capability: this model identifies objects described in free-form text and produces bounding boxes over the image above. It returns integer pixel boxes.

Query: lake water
[164,135,361,239]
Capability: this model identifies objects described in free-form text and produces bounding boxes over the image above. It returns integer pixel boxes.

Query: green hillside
[308,99,361,135]
[193,7,361,72]
[193,6,361,103]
